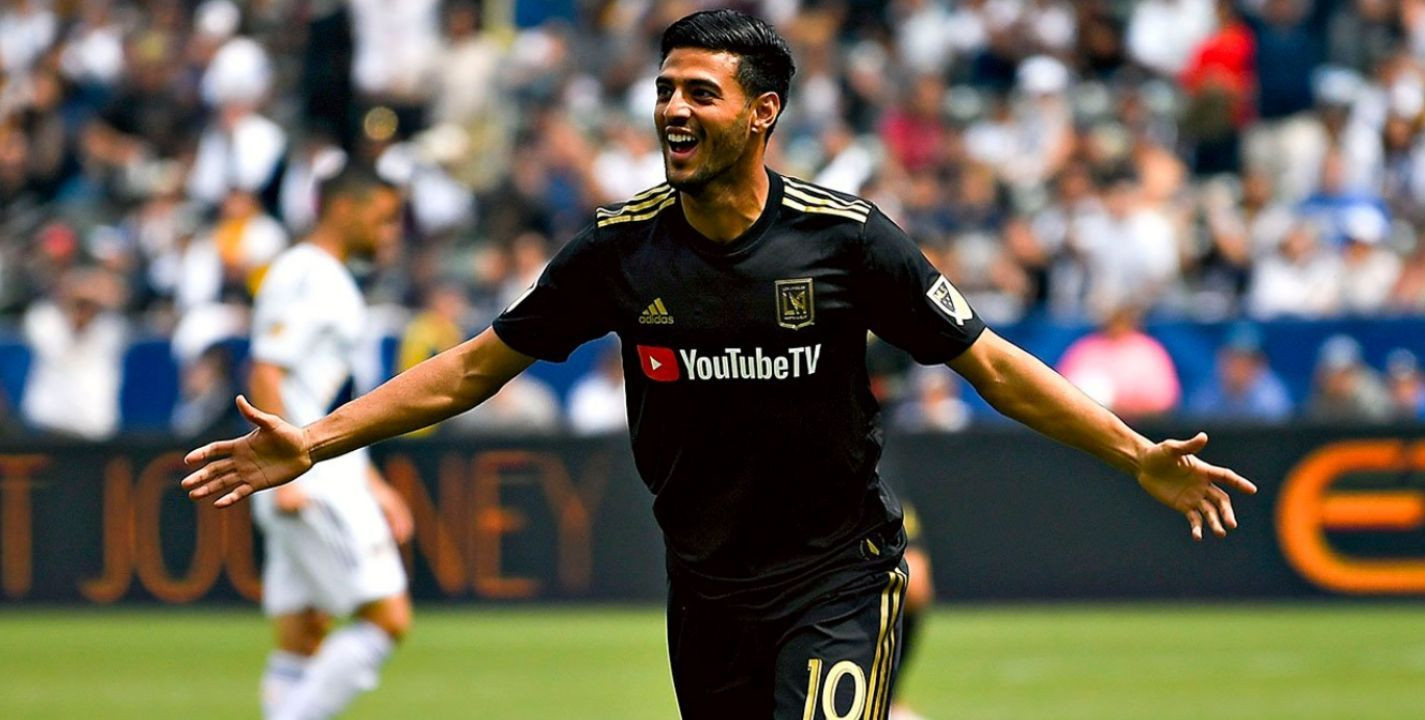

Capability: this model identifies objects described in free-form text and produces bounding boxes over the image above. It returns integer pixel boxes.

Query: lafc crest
[775,278,814,329]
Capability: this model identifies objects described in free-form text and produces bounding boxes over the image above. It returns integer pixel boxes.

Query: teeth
[667,132,696,143]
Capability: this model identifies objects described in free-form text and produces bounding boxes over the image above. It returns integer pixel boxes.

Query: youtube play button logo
[637,345,680,382]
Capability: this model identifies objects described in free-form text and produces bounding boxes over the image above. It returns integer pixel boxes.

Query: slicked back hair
[660,9,796,137]
[317,163,396,219]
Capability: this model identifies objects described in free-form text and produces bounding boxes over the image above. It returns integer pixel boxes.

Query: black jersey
[493,169,985,613]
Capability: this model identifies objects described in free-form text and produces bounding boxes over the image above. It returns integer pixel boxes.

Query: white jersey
[249,243,406,616]
[250,243,371,499]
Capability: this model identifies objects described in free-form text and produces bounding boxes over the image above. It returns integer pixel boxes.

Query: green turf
[1,603,1422,719]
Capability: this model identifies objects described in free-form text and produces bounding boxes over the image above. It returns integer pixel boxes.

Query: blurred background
[2,0,1425,718]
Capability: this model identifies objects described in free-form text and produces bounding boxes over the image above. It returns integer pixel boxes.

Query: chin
[666,170,705,194]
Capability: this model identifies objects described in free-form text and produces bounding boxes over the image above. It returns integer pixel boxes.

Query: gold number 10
[802,658,868,720]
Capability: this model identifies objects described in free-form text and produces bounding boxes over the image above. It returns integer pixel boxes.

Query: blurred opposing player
[184,10,1255,718]
[889,502,933,720]
[248,165,413,720]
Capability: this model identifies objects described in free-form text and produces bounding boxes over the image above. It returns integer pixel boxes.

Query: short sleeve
[492,225,616,362]
[251,264,328,369]
[859,208,986,364]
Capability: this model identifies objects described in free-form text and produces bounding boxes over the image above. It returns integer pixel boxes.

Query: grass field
[2,603,1423,719]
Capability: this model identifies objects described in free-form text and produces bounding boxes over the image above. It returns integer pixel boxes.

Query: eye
[655,84,672,100]
[692,88,715,101]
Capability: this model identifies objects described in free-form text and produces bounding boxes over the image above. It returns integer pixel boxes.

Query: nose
[662,90,692,124]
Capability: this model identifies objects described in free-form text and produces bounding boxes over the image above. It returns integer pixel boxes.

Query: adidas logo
[639,298,674,325]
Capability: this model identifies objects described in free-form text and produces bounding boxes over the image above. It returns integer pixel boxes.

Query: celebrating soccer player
[182,10,1255,719]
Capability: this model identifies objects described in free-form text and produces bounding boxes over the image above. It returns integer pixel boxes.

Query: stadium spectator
[1307,334,1392,421]
[566,344,626,435]
[186,81,287,209]
[890,365,972,432]
[1057,305,1182,419]
[1127,0,1218,79]
[348,0,442,140]
[1338,205,1403,313]
[1328,0,1403,75]
[175,189,287,311]
[171,342,239,438]
[1179,0,1256,174]
[1187,323,1294,421]
[880,73,948,176]
[398,281,468,378]
[1385,347,1425,419]
[1074,172,1182,318]
[5,0,1425,431]
[445,373,561,435]
[21,265,126,439]
[0,0,58,77]
[1390,229,1425,309]
[1247,220,1344,318]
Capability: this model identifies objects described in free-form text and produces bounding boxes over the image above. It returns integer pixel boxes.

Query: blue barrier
[0,320,1419,431]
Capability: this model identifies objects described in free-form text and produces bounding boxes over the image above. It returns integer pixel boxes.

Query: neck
[306,226,346,261]
[680,161,770,243]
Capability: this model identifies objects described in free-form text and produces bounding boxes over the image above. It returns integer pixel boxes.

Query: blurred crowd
[2,0,1425,438]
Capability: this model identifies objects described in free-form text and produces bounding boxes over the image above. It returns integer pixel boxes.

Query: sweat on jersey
[493,170,985,614]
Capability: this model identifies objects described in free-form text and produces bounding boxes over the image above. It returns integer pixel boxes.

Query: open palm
[1137,432,1257,541]
[181,395,313,508]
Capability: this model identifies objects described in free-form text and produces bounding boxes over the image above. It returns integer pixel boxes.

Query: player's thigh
[354,591,412,641]
[260,519,324,618]
[666,591,774,720]
[287,497,407,616]
[774,569,908,720]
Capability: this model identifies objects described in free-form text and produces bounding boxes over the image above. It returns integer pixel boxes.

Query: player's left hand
[371,481,414,544]
[1136,432,1257,541]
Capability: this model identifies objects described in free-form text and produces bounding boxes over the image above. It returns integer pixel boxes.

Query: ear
[749,91,781,136]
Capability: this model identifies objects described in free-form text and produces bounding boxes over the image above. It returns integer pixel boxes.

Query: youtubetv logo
[636,344,824,383]
[678,345,822,381]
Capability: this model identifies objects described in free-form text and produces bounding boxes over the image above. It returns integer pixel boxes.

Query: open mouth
[666,129,699,159]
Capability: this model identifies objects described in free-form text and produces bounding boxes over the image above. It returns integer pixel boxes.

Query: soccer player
[247,165,414,720]
[182,10,1255,719]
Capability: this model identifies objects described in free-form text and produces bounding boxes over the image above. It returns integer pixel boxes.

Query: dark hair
[317,163,396,218]
[660,9,796,136]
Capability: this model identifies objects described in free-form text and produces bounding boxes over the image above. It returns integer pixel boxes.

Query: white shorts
[254,479,408,617]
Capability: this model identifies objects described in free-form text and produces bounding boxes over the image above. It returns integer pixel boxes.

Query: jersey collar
[666,168,784,261]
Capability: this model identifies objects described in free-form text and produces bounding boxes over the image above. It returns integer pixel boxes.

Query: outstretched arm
[949,329,1257,540]
[183,327,535,507]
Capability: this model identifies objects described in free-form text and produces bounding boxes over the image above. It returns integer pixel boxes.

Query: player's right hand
[181,395,313,508]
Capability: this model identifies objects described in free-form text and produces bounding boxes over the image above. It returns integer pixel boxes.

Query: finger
[181,458,234,493]
[184,439,237,467]
[1186,508,1203,542]
[189,466,240,500]
[1209,485,1237,529]
[236,395,282,431]
[1163,432,1209,456]
[214,484,255,508]
[1199,499,1227,538]
[1207,464,1257,495]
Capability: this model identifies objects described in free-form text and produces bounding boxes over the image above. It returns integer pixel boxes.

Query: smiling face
[654,47,779,195]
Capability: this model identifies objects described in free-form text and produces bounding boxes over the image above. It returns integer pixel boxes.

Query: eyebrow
[655,75,724,93]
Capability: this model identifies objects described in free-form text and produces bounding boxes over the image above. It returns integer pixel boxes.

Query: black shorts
[666,562,909,720]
